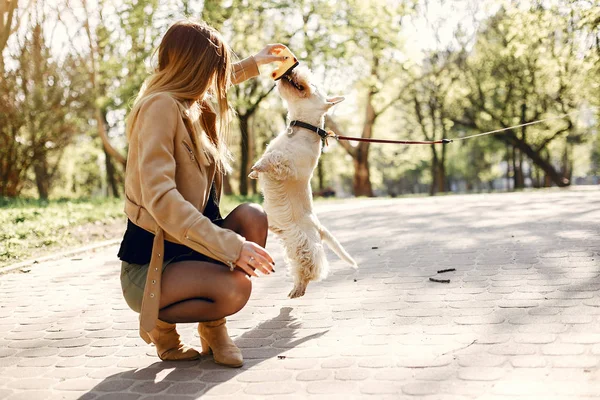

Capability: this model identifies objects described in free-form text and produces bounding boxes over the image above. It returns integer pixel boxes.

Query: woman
[118,20,284,368]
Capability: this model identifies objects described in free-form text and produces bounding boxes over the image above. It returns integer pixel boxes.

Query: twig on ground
[441,339,477,355]
[437,268,456,274]
[429,277,450,283]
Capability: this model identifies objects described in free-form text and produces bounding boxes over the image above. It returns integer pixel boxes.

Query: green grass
[0,195,267,267]
[0,197,124,266]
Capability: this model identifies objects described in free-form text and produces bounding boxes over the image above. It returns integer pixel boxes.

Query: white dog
[249,67,358,298]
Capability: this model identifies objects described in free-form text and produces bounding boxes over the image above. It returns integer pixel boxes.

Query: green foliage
[2,0,599,203]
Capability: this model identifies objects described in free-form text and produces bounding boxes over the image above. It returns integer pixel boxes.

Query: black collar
[289,120,329,142]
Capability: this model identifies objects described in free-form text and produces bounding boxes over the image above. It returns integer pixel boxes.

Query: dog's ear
[325,96,345,109]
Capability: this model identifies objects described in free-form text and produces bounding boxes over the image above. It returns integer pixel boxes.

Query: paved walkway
[1,188,599,400]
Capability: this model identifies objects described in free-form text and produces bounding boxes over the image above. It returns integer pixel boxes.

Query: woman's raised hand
[253,44,288,66]
[235,241,275,277]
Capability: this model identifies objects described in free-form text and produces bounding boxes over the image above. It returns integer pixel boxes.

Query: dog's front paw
[288,282,307,298]
[248,170,259,179]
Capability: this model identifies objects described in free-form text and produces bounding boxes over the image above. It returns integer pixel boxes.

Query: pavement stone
[0,187,599,399]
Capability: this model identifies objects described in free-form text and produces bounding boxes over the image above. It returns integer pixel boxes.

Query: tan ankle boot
[198,318,243,368]
[140,319,200,361]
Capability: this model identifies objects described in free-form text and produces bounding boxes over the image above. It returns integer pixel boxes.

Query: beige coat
[123,56,260,333]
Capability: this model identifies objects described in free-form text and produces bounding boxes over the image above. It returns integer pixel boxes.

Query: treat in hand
[271,46,299,81]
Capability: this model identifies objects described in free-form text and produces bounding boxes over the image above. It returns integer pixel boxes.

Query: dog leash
[290,107,597,147]
[289,120,449,146]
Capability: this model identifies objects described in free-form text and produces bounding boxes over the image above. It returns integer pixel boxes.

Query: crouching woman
[118,20,280,367]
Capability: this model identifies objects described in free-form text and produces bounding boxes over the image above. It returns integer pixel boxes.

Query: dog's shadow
[78,307,326,399]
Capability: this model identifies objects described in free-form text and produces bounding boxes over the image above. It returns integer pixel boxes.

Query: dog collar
[288,120,331,146]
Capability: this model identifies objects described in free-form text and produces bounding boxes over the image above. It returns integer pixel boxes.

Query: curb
[0,239,121,275]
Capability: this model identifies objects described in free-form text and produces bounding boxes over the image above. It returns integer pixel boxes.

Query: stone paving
[1,187,599,400]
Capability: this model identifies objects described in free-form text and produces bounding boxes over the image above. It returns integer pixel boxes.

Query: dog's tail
[319,225,358,269]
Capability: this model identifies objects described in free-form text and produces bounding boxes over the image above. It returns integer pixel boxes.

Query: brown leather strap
[139,227,164,334]
[335,135,452,145]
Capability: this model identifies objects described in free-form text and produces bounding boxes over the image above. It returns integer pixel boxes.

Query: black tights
[157,203,268,323]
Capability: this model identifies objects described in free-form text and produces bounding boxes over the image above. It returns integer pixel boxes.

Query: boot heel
[139,328,152,344]
[200,337,212,354]
[197,319,243,368]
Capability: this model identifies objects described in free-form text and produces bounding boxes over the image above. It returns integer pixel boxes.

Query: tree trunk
[317,158,324,191]
[96,108,126,168]
[516,103,526,189]
[238,114,250,196]
[512,145,519,189]
[324,105,376,197]
[104,145,119,197]
[505,143,511,190]
[505,131,569,187]
[562,143,573,182]
[430,144,438,196]
[512,146,524,189]
[248,118,257,195]
[352,84,376,198]
[353,155,373,197]
[33,155,50,200]
[436,163,446,193]
[102,112,120,197]
[544,173,553,187]
[223,174,234,196]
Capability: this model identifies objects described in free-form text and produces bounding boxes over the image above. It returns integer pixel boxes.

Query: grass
[0,197,124,267]
[0,194,265,267]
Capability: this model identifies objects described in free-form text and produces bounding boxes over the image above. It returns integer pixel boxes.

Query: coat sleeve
[136,94,245,267]
[231,56,260,85]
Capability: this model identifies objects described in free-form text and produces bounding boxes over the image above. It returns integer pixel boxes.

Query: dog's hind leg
[319,225,358,268]
[285,228,328,298]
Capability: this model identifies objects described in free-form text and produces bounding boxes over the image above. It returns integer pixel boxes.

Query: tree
[24,23,83,199]
[452,4,590,188]
[79,0,127,169]
[216,0,297,196]
[60,0,169,196]
[403,51,461,195]
[1,11,84,199]
[325,0,415,196]
[0,69,28,197]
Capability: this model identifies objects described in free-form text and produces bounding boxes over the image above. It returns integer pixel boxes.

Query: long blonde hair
[127,20,233,172]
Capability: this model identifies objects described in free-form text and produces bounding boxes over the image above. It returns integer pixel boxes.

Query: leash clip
[286,126,294,136]
[326,130,339,142]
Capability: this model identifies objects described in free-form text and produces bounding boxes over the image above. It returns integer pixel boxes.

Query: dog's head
[277,67,344,118]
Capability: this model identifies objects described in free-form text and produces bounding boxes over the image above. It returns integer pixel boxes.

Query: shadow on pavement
[79,307,327,399]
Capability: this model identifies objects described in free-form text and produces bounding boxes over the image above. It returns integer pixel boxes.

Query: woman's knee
[231,203,268,240]
[222,271,252,315]
[240,203,268,226]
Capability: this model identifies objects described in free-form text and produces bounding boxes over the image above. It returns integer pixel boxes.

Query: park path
[1,187,599,400]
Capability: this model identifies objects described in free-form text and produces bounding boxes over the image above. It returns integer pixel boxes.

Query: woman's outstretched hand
[254,44,288,66]
[235,241,275,277]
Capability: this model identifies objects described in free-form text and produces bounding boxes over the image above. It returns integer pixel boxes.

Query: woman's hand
[235,241,275,277]
[253,44,288,66]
